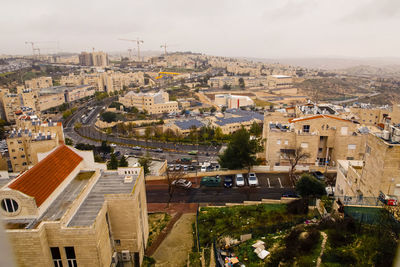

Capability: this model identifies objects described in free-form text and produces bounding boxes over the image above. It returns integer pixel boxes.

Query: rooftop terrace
[68,171,138,227]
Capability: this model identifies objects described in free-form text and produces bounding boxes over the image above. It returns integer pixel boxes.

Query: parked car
[282,191,300,198]
[110,143,117,147]
[200,176,221,187]
[312,171,325,180]
[175,164,181,171]
[223,175,234,188]
[248,173,259,187]
[183,165,189,171]
[188,165,195,171]
[132,146,141,150]
[200,166,207,172]
[172,179,192,189]
[236,174,245,187]
[153,148,163,153]
[168,164,174,171]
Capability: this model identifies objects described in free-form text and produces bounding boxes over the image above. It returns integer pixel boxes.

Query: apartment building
[267,75,293,89]
[349,106,388,126]
[119,90,179,115]
[263,114,379,167]
[211,109,264,135]
[208,76,238,88]
[214,94,254,109]
[24,77,53,90]
[79,51,109,67]
[60,73,105,91]
[335,126,400,201]
[64,85,96,102]
[1,145,149,267]
[0,93,21,122]
[7,120,63,172]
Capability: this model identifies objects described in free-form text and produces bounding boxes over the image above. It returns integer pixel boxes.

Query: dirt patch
[153,213,195,267]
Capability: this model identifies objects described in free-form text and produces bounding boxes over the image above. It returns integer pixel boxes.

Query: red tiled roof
[288,114,350,123]
[9,145,83,207]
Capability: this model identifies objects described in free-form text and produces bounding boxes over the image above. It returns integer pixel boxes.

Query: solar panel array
[174,119,205,130]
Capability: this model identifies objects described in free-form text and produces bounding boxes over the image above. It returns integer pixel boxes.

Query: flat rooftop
[68,171,138,227]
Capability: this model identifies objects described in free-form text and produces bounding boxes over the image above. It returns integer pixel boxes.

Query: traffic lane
[146,186,290,203]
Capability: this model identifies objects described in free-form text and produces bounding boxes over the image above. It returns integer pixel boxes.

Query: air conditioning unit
[121,250,131,262]
[393,135,400,143]
[111,252,119,266]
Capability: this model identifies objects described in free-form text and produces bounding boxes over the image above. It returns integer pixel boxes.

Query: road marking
[278,178,283,188]
[267,178,271,188]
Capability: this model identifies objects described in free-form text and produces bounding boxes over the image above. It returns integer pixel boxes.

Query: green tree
[249,121,262,137]
[138,153,152,175]
[238,77,245,89]
[62,110,72,119]
[119,156,128,167]
[218,128,262,170]
[65,138,73,146]
[296,174,326,198]
[107,153,119,170]
[222,83,231,90]
[101,112,117,123]
[210,106,216,113]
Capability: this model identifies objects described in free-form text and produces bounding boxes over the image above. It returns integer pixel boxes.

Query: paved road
[146,185,291,203]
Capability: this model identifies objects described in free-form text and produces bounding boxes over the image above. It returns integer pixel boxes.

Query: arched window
[1,198,19,213]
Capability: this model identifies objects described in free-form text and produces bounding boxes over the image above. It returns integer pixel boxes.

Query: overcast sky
[1,0,400,58]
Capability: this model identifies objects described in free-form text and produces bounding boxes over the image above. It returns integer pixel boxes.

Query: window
[366,145,371,154]
[347,157,354,160]
[276,139,281,145]
[65,247,77,267]
[348,144,356,150]
[318,148,323,152]
[284,140,288,145]
[50,247,63,267]
[301,142,308,148]
[341,127,348,135]
[1,198,19,213]
[303,125,310,133]
[115,239,121,246]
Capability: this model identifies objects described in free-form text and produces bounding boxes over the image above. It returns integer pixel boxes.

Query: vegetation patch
[147,213,171,248]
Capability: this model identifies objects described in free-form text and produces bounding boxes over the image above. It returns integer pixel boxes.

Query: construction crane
[127,48,135,60]
[160,43,168,55]
[118,38,144,61]
[25,41,41,57]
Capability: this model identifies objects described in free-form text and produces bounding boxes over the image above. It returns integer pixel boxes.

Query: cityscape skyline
[2,0,400,58]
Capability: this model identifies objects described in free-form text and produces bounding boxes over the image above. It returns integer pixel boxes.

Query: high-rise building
[79,51,109,67]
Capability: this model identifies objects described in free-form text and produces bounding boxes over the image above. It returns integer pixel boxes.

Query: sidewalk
[147,203,199,214]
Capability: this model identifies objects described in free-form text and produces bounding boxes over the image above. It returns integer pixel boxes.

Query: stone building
[263,114,380,167]
[119,90,178,115]
[335,125,400,200]
[1,145,148,267]
[24,77,53,90]
[7,120,64,172]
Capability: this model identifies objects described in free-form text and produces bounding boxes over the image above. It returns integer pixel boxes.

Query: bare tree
[165,168,186,207]
[281,147,310,186]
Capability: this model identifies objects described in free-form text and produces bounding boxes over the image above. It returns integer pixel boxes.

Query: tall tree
[296,174,326,198]
[218,128,262,171]
[249,121,262,137]
[107,153,118,170]
[138,152,152,176]
[119,156,128,167]
[165,168,186,207]
[281,147,310,186]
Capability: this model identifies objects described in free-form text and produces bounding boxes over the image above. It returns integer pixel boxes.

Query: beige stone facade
[1,146,149,267]
[264,114,376,167]
[119,90,179,114]
[267,75,293,89]
[25,77,53,90]
[7,121,64,172]
[79,51,109,67]
[0,93,20,122]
